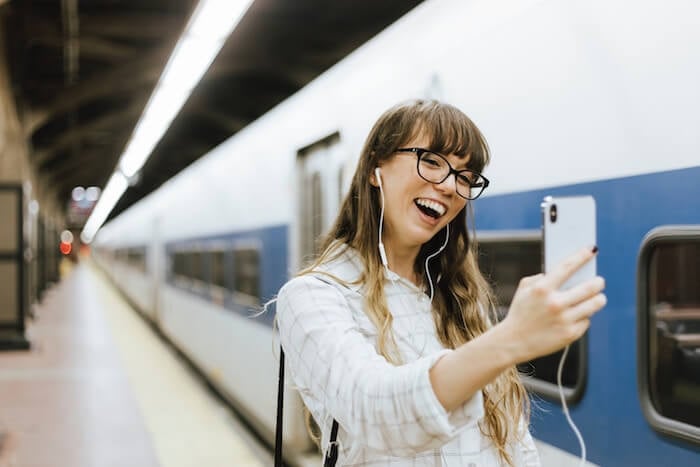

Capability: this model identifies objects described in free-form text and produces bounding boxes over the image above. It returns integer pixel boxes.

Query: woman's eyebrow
[451,155,471,171]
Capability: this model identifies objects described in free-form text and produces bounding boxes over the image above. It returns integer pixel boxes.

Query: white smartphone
[541,195,597,290]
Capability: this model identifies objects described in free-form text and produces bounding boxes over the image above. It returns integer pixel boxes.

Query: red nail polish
[592,246,599,254]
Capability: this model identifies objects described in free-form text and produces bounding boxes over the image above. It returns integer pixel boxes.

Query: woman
[276,99,605,466]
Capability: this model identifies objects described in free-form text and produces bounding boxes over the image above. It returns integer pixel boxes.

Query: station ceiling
[3,0,423,225]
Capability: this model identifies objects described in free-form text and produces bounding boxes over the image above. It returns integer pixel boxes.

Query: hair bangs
[414,105,490,173]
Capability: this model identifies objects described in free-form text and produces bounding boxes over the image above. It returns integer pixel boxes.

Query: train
[91,0,700,465]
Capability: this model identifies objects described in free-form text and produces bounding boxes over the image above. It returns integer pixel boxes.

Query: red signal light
[60,242,72,255]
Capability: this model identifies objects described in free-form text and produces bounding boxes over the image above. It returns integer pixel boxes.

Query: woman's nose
[435,173,458,195]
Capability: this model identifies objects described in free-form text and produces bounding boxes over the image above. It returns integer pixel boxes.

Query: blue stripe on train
[165,224,288,327]
[474,165,700,465]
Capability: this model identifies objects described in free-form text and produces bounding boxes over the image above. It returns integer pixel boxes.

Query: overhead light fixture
[81,0,253,243]
[81,171,128,244]
[119,0,253,178]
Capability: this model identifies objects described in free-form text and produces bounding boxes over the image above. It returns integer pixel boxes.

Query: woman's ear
[369,167,380,187]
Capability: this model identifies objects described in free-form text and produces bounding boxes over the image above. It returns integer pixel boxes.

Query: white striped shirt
[277,245,540,466]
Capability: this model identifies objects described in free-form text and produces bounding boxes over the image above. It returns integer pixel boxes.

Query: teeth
[415,198,446,216]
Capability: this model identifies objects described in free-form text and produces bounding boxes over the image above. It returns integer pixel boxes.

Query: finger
[560,276,605,307]
[543,246,598,290]
[569,318,591,342]
[518,273,544,288]
[565,293,607,322]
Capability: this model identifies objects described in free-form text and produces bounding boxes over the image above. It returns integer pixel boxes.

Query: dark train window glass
[647,240,700,430]
[478,235,586,401]
[173,252,188,278]
[127,247,146,273]
[190,251,203,282]
[232,248,260,303]
[210,250,226,288]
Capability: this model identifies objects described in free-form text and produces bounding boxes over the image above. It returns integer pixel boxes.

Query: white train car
[93,0,700,465]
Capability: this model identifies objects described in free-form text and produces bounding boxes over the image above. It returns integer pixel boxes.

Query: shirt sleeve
[276,275,484,456]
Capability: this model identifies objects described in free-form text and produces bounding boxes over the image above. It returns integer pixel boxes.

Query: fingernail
[592,246,599,254]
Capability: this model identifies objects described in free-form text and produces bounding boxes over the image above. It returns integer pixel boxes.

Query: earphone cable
[557,344,587,466]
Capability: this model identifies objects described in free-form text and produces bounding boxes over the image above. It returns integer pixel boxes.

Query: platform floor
[0,260,268,467]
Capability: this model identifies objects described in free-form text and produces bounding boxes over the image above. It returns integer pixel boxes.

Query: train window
[477,232,587,404]
[190,251,204,283]
[638,227,700,444]
[173,251,192,282]
[126,247,146,273]
[210,250,226,289]
[232,247,260,305]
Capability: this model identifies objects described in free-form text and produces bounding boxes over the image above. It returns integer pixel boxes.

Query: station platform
[0,259,269,467]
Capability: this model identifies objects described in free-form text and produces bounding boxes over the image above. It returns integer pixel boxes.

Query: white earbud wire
[558,344,587,466]
[375,168,390,274]
[424,223,449,303]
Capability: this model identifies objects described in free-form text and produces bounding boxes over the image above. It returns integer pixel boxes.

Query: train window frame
[207,247,228,289]
[231,240,262,307]
[205,246,229,306]
[477,230,588,404]
[637,225,700,445]
[171,248,193,287]
[126,246,147,273]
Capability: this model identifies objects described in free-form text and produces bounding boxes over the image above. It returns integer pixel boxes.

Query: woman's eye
[457,174,471,185]
[422,155,442,166]
[458,173,481,186]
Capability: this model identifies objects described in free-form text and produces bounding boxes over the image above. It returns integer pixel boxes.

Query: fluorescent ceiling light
[119,0,253,177]
[81,172,128,244]
[81,0,252,241]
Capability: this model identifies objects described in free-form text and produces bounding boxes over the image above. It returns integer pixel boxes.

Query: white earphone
[375,167,389,269]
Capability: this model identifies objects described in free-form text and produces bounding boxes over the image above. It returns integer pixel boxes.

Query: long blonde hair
[300,99,529,465]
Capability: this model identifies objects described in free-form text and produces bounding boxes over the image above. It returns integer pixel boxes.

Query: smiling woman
[275,99,605,466]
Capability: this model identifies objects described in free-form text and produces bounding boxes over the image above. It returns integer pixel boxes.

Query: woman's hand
[499,246,606,364]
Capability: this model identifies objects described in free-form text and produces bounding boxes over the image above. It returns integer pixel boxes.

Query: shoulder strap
[274,349,285,467]
[275,348,340,467]
[323,419,340,466]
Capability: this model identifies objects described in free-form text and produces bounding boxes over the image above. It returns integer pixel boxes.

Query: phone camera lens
[549,204,558,223]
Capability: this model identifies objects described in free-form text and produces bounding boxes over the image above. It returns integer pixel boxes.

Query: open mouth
[414,198,446,219]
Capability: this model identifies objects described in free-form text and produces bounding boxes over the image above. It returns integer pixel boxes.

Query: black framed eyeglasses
[394,147,490,200]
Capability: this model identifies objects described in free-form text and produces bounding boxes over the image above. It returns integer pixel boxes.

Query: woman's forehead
[403,126,471,155]
[401,133,472,162]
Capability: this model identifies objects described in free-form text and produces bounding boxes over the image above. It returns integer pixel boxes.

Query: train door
[295,132,344,269]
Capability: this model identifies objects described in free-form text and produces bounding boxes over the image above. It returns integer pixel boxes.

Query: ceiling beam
[28,34,138,61]
[32,99,145,167]
[78,11,188,40]
[24,47,169,137]
[45,140,124,187]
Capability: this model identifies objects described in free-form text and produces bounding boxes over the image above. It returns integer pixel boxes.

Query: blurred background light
[86,186,101,202]
[72,186,86,201]
[59,241,72,255]
[60,230,74,244]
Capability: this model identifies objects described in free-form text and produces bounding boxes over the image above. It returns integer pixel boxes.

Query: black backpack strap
[275,348,285,467]
[323,419,340,466]
[275,347,341,467]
